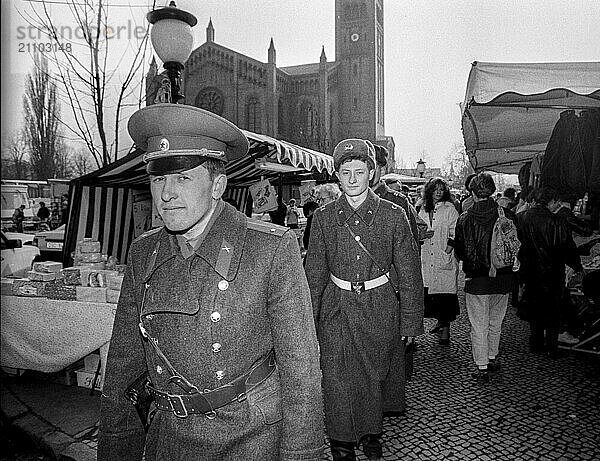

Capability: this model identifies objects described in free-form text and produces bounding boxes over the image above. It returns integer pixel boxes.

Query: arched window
[245,97,261,132]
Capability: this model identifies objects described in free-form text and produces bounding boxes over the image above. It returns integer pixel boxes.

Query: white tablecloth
[1,296,116,377]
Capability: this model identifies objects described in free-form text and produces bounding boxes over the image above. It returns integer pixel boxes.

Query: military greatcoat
[98,203,324,460]
[305,190,424,444]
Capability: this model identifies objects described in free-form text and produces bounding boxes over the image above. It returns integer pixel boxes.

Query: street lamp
[416,159,426,178]
[147,1,197,104]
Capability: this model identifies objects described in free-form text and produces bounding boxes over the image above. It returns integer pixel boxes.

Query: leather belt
[147,349,276,418]
[330,272,389,294]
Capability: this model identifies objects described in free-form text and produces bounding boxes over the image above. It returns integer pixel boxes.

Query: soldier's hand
[424,230,434,239]
[402,336,414,345]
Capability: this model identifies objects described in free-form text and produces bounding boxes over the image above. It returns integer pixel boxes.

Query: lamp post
[416,159,426,178]
[147,1,197,104]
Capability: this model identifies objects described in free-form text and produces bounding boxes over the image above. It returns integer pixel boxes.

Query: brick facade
[146,1,395,161]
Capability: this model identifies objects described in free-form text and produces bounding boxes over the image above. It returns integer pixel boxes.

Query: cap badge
[344,144,354,150]
[159,138,169,151]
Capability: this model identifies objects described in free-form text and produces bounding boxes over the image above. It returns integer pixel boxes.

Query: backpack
[489,206,521,277]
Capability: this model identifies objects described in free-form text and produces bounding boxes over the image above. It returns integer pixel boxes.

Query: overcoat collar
[335,188,380,227]
[143,204,247,283]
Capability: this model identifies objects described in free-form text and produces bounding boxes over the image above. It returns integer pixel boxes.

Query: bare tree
[54,138,73,178]
[19,0,152,168]
[22,51,61,180]
[2,133,30,179]
[71,147,96,177]
[442,141,473,190]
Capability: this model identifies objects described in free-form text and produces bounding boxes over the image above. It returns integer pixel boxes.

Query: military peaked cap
[128,103,249,175]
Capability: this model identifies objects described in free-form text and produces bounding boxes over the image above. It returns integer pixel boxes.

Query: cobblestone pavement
[3,295,598,461]
[321,297,600,460]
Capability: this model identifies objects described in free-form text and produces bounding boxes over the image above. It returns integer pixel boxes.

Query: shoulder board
[133,226,162,244]
[319,201,336,213]
[380,199,405,213]
[247,219,288,237]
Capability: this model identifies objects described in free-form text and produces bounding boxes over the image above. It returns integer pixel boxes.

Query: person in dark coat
[370,144,425,386]
[12,205,25,232]
[36,201,50,221]
[302,200,319,251]
[305,138,424,461]
[98,104,324,461]
[518,186,583,358]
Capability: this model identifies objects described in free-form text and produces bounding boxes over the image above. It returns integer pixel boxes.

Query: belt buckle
[170,395,188,418]
[351,281,365,294]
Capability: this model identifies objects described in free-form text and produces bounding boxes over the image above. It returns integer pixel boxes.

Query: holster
[124,372,155,433]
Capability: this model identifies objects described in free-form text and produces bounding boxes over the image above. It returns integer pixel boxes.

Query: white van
[1,184,34,230]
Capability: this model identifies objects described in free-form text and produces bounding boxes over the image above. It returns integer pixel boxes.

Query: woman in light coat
[418,178,460,344]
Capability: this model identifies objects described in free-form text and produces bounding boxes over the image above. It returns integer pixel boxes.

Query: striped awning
[64,130,332,266]
[76,130,333,188]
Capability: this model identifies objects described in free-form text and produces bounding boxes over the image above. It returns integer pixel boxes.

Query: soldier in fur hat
[305,138,424,460]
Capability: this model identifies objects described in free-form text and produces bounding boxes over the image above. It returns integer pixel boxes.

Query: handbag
[124,371,156,433]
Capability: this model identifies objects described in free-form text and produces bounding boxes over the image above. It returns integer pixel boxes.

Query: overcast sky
[2,0,599,168]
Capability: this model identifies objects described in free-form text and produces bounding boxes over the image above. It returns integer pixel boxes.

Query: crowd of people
[98,103,597,461]
[10,196,69,232]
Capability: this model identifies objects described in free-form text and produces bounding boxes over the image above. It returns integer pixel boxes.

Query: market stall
[1,296,116,385]
[63,129,334,266]
[1,248,124,387]
[461,61,600,174]
[461,61,600,355]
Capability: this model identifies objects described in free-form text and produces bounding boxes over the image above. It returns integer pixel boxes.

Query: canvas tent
[63,130,334,265]
[461,61,600,174]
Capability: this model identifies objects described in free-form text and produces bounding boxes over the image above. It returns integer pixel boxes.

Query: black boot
[330,439,356,461]
[439,324,450,345]
[361,434,383,460]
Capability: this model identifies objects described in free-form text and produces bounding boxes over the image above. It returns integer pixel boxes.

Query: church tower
[335,0,385,142]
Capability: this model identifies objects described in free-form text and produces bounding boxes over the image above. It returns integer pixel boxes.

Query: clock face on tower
[350,33,360,42]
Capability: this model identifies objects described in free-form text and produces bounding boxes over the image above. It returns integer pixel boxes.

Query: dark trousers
[527,282,562,352]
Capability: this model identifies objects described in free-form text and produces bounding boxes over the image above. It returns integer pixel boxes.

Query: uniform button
[216,370,225,380]
[156,365,163,374]
[212,343,222,353]
[355,220,359,225]
[357,255,360,260]
[218,280,229,291]
[355,235,361,241]
[210,311,221,322]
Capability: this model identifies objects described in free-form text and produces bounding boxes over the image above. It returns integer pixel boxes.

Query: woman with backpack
[418,177,460,345]
[454,173,520,383]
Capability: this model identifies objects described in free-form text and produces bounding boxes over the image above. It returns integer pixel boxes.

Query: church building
[146,0,395,163]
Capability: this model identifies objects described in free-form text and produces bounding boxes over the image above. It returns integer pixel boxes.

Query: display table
[1,296,117,383]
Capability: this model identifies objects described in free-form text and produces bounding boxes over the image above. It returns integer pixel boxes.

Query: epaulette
[318,200,336,213]
[380,198,404,213]
[247,219,288,237]
[133,226,163,244]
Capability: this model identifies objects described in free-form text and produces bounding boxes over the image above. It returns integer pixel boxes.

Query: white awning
[242,130,334,176]
[461,61,600,174]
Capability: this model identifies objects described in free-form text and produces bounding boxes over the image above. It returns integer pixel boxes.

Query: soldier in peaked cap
[99,104,324,461]
[304,138,424,461]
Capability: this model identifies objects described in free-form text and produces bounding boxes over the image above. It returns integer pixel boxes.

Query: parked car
[33,224,65,262]
[1,231,40,277]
